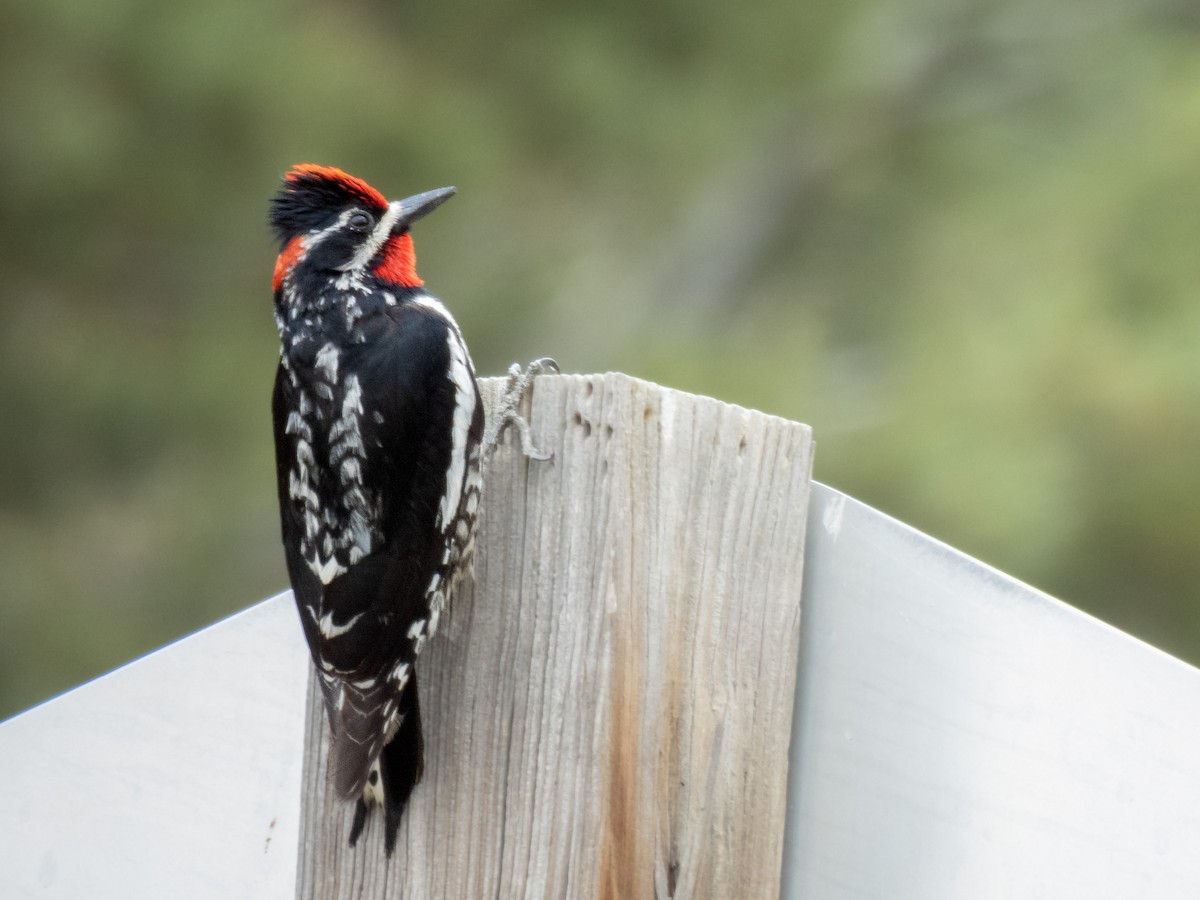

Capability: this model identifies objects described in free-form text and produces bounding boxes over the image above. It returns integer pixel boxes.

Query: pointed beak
[390,186,456,233]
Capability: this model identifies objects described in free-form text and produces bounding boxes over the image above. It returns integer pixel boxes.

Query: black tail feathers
[347,671,425,855]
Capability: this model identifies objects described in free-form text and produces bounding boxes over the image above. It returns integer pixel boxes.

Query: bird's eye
[348,211,374,231]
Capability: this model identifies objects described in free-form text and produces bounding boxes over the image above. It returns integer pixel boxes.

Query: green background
[2,0,1198,719]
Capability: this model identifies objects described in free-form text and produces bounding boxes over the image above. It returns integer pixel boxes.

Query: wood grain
[297,372,813,899]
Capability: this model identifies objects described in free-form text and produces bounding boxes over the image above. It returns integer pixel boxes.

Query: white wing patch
[339,201,405,274]
[410,295,453,321]
[406,293,485,648]
[439,329,476,530]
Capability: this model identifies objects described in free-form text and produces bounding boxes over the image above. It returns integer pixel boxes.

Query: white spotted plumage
[309,606,365,639]
[283,356,379,584]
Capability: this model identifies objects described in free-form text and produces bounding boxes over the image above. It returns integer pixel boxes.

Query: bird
[267,164,551,854]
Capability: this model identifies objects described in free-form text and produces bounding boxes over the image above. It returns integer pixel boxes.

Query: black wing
[272,298,482,831]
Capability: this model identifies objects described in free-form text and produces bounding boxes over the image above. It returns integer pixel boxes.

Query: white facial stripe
[303,208,358,252]
[340,200,404,272]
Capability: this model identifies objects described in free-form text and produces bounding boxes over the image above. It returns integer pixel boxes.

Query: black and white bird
[268,164,549,853]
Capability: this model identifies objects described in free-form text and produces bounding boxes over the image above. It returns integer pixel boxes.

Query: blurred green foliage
[1,0,1198,718]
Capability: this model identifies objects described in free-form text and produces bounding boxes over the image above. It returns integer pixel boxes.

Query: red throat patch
[273,236,305,293]
[374,233,424,288]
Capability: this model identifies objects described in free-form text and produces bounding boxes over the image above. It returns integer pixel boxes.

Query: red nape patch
[374,233,424,287]
[285,163,387,210]
[273,236,305,293]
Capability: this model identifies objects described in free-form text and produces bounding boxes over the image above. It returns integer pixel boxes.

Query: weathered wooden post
[297,372,815,898]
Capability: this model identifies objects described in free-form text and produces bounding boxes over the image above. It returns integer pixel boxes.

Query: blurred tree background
[1,0,1198,719]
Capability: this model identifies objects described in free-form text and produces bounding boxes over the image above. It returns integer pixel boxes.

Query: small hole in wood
[605,424,614,439]
[643,405,653,422]
[585,381,594,397]
[738,436,747,455]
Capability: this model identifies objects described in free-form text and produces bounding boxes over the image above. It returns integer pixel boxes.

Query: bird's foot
[484,357,559,463]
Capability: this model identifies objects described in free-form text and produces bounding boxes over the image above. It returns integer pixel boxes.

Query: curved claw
[484,358,560,463]
[513,412,553,461]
